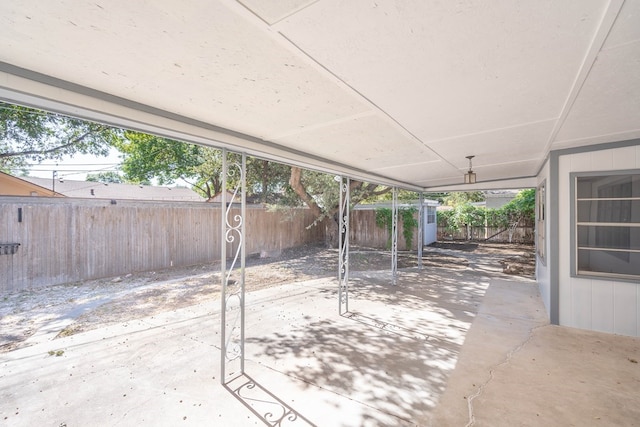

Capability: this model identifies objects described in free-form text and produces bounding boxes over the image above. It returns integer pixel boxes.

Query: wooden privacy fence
[0,197,324,293]
[0,197,533,294]
[349,210,418,251]
[437,226,534,243]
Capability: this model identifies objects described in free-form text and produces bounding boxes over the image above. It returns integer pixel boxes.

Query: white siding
[591,280,614,333]
[536,159,551,313]
[557,144,640,337]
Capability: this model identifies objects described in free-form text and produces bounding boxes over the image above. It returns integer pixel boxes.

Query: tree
[115,134,294,201]
[437,189,536,241]
[0,102,120,172]
[86,171,125,183]
[289,167,391,247]
[443,191,485,207]
[114,132,224,198]
[507,188,535,222]
[246,158,292,203]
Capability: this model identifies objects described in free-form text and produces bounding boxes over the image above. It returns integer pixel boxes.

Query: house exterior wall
[556,143,640,337]
[536,159,551,314]
[0,173,56,197]
[484,192,518,209]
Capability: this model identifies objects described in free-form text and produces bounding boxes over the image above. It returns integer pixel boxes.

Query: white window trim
[571,170,640,282]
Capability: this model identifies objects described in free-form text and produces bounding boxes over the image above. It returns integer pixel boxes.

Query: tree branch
[0,127,104,159]
[289,167,323,218]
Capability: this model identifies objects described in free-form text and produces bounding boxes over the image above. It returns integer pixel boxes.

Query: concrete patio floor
[1,266,639,426]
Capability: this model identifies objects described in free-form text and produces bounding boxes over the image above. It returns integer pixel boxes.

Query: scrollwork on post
[338,177,350,315]
[391,186,398,285]
[221,151,246,383]
[225,375,314,426]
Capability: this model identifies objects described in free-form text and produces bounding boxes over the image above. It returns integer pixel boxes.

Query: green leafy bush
[375,207,418,249]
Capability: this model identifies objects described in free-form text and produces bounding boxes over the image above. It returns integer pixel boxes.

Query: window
[573,172,640,280]
[426,206,436,224]
[536,182,546,263]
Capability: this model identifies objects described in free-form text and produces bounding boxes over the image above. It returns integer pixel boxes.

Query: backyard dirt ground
[0,242,534,353]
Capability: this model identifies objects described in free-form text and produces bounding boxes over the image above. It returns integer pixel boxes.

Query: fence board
[437,226,534,243]
[350,210,417,251]
[0,197,324,293]
[1,197,533,294]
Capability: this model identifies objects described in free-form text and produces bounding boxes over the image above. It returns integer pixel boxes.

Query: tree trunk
[289,166,339,248]
[326,214,340,248]
[261,160,268,203]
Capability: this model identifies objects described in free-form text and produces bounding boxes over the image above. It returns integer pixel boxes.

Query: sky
[24,148,193,188]
[26,148,123,181]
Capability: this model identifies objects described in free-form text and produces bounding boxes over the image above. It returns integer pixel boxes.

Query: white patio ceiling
[1,0,639,191]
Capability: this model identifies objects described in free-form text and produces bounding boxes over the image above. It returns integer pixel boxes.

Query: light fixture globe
[464,155,476,184]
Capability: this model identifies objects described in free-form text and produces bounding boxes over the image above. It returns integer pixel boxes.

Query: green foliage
[115,133,293,201]
[246,158,291,203]
[375,208,393,249]
[507,188,535,221]
[375,207,418,249]
[375,208,392,231]
[0,101,121,172]
[443,191,485,207]
[437,204,484,232]
[401,207,419,248]
[423,192,448,205]
[437,189,536,236]
[115,131,208,185]
[436,209,456,232]
[377,190,420,202]
[457,203,486,227]
[86,171,125,183]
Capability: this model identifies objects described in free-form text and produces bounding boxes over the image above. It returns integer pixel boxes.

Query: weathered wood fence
[0,197,324,293]
[437,226,534,243]
[1,196,534,294]
[350,210,417,251]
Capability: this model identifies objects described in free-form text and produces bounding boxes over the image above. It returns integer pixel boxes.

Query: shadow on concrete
[243,261,508,425]
[224,374,316,426]
[342,311,430,341]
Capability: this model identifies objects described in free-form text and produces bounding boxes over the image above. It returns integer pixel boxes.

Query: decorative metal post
[391,187,398,285]
[417,192,424,270]
[220,149,246,384]
[338,176,350,315]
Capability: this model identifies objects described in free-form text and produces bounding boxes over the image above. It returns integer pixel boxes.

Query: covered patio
[2,249,639,426]
[2,1,640,425]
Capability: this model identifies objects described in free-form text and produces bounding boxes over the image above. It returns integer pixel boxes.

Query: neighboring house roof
[207,190,265,204]
[20,176,205,202]
[353,199,439,210]
[484,190,520,198]
[0,171,60,197]
[207,190,239,203]
[483,190,520,209]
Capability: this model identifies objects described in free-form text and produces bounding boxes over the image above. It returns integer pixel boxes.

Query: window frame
[426,206,436,224]
[570,170,640,282]
[536,181,546,265]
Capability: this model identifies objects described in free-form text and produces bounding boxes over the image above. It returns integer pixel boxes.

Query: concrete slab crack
[465,323,547,427]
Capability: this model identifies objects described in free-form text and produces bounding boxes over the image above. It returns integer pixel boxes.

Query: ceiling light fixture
[464,155,476,184]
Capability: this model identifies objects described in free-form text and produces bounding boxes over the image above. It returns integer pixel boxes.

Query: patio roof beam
[0,66,424,192]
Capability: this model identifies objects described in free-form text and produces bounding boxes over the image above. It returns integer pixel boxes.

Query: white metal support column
[220,149,246,384]
[417,192,424,270]
[391,187,398,285]
[338,176,350,315]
